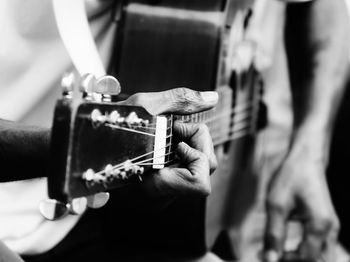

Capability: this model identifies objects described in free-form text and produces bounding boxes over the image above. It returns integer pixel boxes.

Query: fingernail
[176,142,191,158]
[177,141,189,150]
[200,91,219,104]
[264,250,279,262]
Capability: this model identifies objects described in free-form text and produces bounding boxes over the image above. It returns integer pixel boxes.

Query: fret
[164,85,260,158]
[231,111,251,123]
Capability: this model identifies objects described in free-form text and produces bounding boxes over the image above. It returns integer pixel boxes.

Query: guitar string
[109,151,174,172]
[96,158,177,187]
[116,100,255,128]
[104,124,156,136]
[125,124,253,170]
[89,99,260,176]
[211,126,251,144]
[85,100,257,135]
[103,106,252,134]
[102,104,254,138]
[108,125,253,174]
[202,103,254,125]
[99,113,253,175]
[93,150,176,177]
[169,102,254,126]
[207,113,252,131]
[206,105,253,123]
[93,143,174,175]
[118,151,175,168]
[93,123,254,177]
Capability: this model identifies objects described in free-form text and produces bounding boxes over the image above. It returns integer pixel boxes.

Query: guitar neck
[175,86,258,147]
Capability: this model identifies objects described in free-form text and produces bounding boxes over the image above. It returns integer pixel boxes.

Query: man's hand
[119,87,219,115]
[263,141,339,262]
[262,0,349,260]
[143,121,217,197]
[119,87,218,197]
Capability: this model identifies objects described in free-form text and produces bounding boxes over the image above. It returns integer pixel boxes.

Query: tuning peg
[68,197,88,215]
[86,192,110,209]
[95,75,121,101]
[61,72,76,98]
[80,73,97,100]
[39,199,69,220]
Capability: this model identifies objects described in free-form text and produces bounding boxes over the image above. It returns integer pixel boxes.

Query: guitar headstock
[40,73,173,220]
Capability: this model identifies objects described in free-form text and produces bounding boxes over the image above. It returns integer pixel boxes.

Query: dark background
[328,75,350,250]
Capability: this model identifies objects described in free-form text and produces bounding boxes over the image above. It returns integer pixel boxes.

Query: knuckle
[127,93,145,106]
[197,123,210,135]
[174,121,187,136]
[266,198,287,216]
[310,216,334,235]
[197,178,211,197]
[210,156,218,173]
[192,154,211,197]
[181,144,192,157]
[194,150,207,161]
[170,88,202,113]
[180,144,203,162]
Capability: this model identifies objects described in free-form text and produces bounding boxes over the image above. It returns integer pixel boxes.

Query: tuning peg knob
[61,72,76,97]
[68,197,88,215]
[86,192,110,209]
[95,75,121,98]
[39,199,69,220]
[80,73,97,97]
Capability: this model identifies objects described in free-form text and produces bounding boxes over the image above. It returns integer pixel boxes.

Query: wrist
[288,127,331,166]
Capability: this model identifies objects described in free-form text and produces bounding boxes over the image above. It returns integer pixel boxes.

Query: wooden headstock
[40,73,173,220]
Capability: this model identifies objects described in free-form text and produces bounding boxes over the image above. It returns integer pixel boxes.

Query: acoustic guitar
[41,0,266,259]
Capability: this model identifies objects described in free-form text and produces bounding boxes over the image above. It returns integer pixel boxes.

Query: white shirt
[0,0,115,255]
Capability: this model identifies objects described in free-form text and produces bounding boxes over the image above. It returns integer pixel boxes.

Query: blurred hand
[263,142,339,262]
[119,87,218,197]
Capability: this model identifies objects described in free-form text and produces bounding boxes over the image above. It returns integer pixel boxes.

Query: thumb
[118,88,218,115]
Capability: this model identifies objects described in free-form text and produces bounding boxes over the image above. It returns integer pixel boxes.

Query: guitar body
[107,0,262,258]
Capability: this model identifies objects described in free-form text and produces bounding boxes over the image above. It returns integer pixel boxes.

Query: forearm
[0,119,50,182]
[285,0,349,160]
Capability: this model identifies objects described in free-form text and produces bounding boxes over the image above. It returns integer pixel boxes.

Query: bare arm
[0,119,50,182]
[264,0,349,261]
[285,0,349,155]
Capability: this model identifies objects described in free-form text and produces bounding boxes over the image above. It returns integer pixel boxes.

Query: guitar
[41,0,266,259]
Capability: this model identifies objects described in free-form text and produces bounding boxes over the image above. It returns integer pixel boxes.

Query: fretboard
[175,86,259,146]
